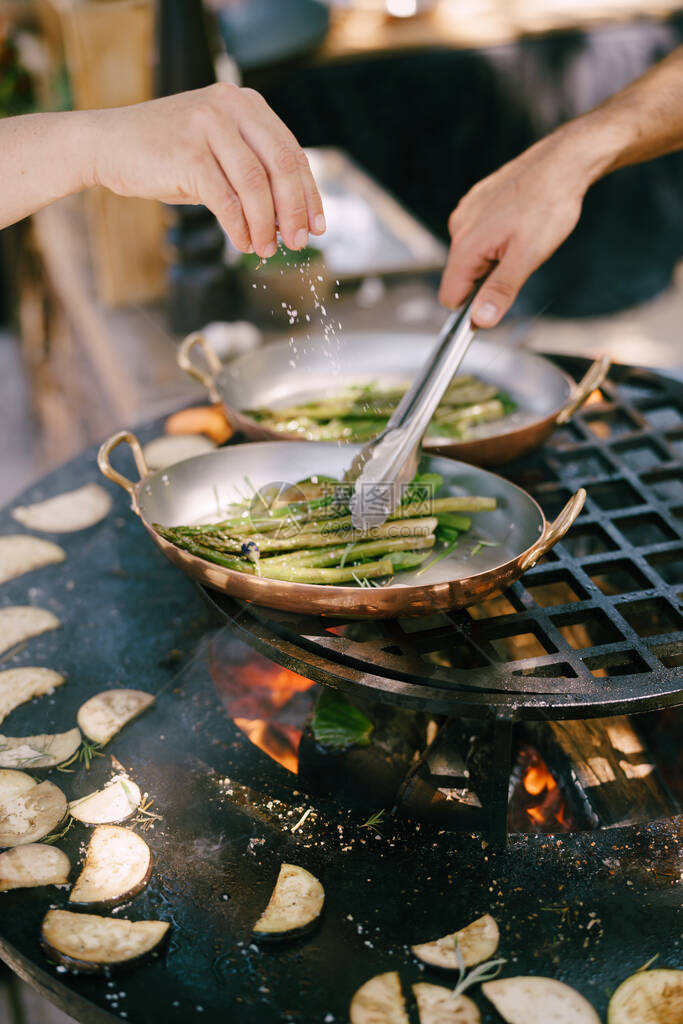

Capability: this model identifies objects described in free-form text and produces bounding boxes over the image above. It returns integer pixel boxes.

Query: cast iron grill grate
[212,357,683,839]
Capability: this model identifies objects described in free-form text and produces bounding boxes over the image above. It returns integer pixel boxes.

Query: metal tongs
[347,284,481,531]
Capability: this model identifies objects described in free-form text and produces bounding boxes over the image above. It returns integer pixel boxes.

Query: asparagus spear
[259,558,395,584]
[261,534,435,569]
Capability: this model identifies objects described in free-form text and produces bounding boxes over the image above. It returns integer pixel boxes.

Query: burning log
[524,716,677,829]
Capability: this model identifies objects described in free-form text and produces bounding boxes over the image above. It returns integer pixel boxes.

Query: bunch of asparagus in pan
[155,474,497,586]
[246,376,515,443]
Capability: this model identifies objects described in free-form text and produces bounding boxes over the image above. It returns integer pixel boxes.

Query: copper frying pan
[177,331,609,466]
[98,433,584,620]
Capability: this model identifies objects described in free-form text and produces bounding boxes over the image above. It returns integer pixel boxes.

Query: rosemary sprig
[57,739,104,773]
[636,952,659,973]
[360,809,386,835]
[415,538,459,577]
[131,795,162,832]
[470,539,499,557]
[42,817,74,845]
[451,941,507,998]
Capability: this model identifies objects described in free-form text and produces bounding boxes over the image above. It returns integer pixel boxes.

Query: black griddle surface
[0,423,681,1024]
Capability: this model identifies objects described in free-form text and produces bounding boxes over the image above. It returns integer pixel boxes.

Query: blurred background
[0,1,683,1016]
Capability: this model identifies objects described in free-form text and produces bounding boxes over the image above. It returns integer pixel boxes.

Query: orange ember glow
[211,651,316,773]
[233,718,303,774]
[521,748,571,831]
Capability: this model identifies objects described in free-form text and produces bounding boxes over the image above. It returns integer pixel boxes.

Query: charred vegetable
[0,668,65,727]
[77,689,155,746]
[143,434,216,471]
[248,376,514,443]
[0,728,81,770]
[69,775,141,825]
[12,484,111,533]
[0,607,60,657]
[0,844,70,891]
[41,909,169,974]
[0,536,65,585]
[413,983,481,1024]
[482,977,600,1024]
[69,825,152,906]
[0,769,36,803]
[607,968,683,1024]
[156,472,496,587]
[0,776,67,847]
[412,914,499,970]
[253,863,324,941]
[350,971,409,1024]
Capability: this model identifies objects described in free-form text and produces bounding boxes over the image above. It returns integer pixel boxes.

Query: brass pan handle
[519,488,586,571]
[97,431,149,498]
[177,332,222,402]
[556,356,610,424]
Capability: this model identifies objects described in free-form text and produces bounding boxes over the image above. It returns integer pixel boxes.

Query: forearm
[553,45,683,191]
[0,110,99,229]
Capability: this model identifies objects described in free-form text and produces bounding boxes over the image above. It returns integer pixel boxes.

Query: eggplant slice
[607,968,683,1024]
[412,914,499,970]
[413,983,481,1024]
[350,971,410,1024]
[482,977,600,1024]
[77,689,155,746]
[0,844,70,891]
[0,607,60,657]
[0,535,66,585]
[0,779,67,847]
[12,483,111,533]
[41,909,169,974]
[0,728,81,769]
[69,775,141,825]
[0,769,37,803]
[0,667,65,727]
[143,433,216,471]
[253,863,324,940]
[69,825,152,906]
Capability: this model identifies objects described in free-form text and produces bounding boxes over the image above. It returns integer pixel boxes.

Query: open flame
[211,650,316,773]
[511,745,574,832]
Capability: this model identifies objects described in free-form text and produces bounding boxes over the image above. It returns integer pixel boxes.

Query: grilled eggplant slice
[0,844,70,890]
[0,668,65,727]
[0,779,67,847]
[12,483,111,533]
[253,863,324,940]
[482,977,600,1024]
[350,971,409,1024]
[69,825,152,906]
[41,909,169,974]
[607,968,683,1024]
[412,914,499,970]
[0,728,81,769]
[143,433,216,471]
[413,983,481,1024]
[0,607,60,657]
[0,769,36,802]
[69,775,141,825]
[0,536,65,585]
[77,690,154,746]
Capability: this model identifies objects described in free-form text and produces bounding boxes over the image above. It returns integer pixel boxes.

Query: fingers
[296,147,326,236]
[470,241,533,327]
[209,126,278,258]
[438,241,493,312]
[237,89,325,248]
[196,152,254,254]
